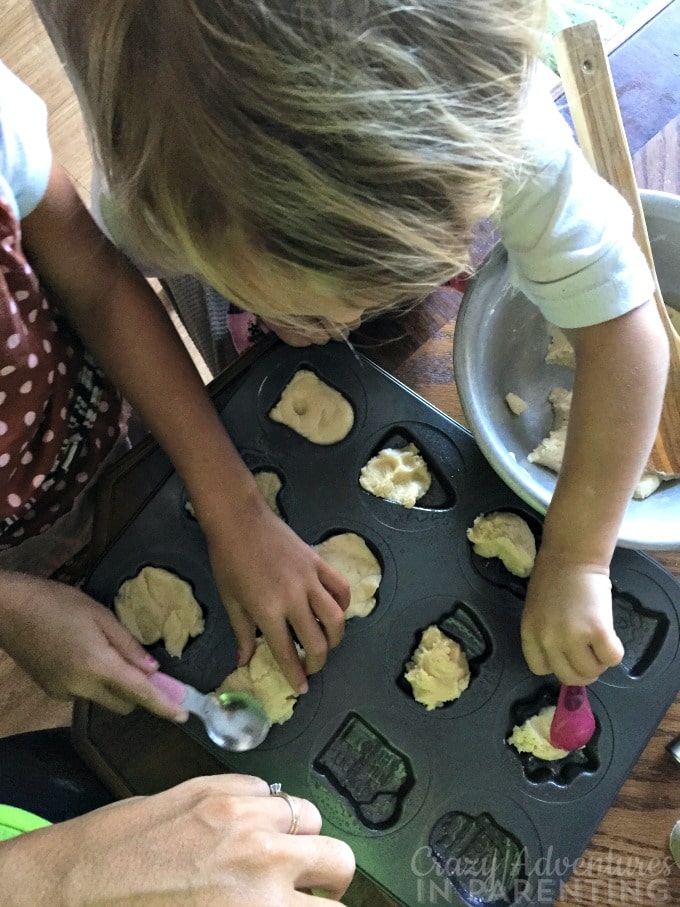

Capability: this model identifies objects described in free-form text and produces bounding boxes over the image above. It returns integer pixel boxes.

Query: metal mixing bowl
[454,189,680,550]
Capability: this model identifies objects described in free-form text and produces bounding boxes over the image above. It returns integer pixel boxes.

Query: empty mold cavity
[360,429,455,509]
[468,508,542,598]
[507,686,600,786]
[612,588,669,678]
[313,713,414,829]
[429,810,527,907]
[397,603,492,706]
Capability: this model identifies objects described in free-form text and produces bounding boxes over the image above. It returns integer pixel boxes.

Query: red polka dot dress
[0,199,123,549]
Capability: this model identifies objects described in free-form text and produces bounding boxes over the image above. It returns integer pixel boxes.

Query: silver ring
[268,782,301,835]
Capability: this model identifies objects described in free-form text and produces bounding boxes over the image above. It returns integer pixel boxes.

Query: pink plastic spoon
[549,684,596,751]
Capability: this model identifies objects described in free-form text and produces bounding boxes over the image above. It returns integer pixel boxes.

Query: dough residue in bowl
[404,625,470,710]
[269,369,354,444]
[359,442,431,508]
[466,511,536,578]
[114,566,205,657]
[527,386,669,500]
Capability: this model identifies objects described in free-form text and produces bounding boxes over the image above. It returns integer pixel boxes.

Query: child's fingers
[260,622,308,693]
[221,597,258,665]
[292,609,330,677]
[520,635,551,676]
[318,561,351,614]
[591,630,625,669]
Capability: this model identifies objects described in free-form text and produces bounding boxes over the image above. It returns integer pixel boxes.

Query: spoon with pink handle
[149,672,271,751]
[549,684,596,751]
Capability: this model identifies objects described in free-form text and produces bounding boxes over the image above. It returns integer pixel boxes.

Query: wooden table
[72,6,680,906]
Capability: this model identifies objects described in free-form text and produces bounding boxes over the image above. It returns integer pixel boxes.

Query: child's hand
[0,575,187,719]
[520,550,624,686]
[204,501,350,693]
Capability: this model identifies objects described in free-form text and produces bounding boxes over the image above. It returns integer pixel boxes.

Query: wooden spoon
[553,20,680,476]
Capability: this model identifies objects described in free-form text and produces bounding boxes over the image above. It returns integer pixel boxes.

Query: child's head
[67,0,546,327]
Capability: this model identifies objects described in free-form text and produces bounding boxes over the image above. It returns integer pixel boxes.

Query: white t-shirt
[498,79,654,328]
[0,61,52,218]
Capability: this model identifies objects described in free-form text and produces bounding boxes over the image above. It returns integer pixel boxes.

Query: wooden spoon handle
[553,20,680,476]
[553,21,677,345]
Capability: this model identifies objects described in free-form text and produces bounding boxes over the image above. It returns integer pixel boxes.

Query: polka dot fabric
[0,200,122,547]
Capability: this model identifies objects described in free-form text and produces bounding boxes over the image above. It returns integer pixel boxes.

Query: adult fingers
[288,835,356,901]
[267,792,322,836]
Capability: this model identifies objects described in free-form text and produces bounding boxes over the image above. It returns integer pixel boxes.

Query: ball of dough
[359,442,431,508]
[404,625,470,710]
[269,369,354,444]
[505,392,528,415]
[508,706,571,760]
[466,511,536,578]
[114,566,205,657]
[314,532,382,619]
[216,637,302,725]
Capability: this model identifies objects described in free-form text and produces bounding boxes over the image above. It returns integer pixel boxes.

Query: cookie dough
[404,625,470,710]
[359,442,431,508]
[527,386,669,500]
[269,369,354,444]
[505,392,528,415]
[545,325,576,369]
[114,566,205,657]
[314,532,382,619]
[254,470,282,517]
[216,637,302,725]
[186,470,283,519]
[508,706,570,761]
[466,511,536,578]
[527,386,571,474]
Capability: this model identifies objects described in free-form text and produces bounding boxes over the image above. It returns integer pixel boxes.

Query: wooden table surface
[72,8,680,906]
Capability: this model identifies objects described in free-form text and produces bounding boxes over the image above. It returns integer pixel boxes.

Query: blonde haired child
[34,0,669,687]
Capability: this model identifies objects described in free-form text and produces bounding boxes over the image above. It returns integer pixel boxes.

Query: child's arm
[0,570,186,717]
[521,299,669,685]
[21,162,350,692]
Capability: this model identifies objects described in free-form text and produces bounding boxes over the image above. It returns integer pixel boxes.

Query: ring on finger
[269,782,301,835]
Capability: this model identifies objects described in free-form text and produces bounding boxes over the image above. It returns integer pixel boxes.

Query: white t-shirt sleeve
[0,60,53,219]
[498,80,654,329]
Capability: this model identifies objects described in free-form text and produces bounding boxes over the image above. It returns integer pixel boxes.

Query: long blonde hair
[62,0,547,318]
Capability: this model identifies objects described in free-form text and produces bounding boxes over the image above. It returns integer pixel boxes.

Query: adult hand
[0,572,186,718]
[206,498,350,692]
[520,550,624,686]
[0,774,355,905]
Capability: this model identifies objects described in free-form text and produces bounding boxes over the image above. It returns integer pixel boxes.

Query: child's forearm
[21,162,259,529]
[540,299,669,567]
